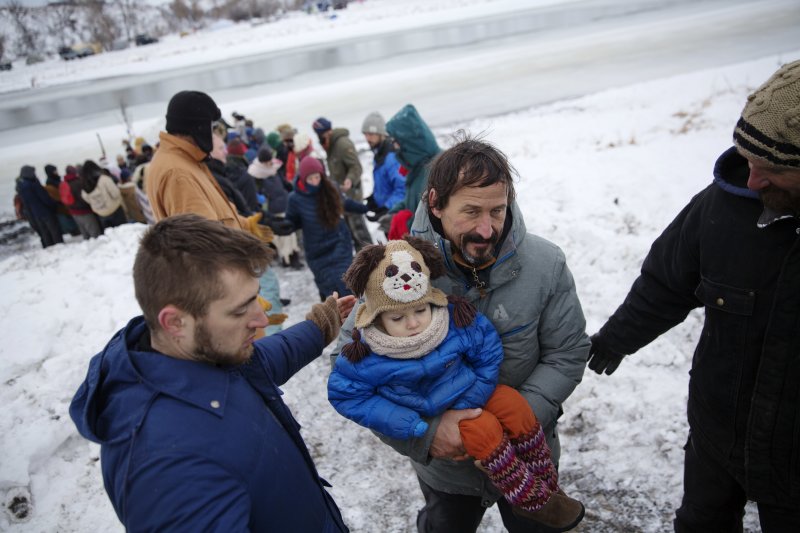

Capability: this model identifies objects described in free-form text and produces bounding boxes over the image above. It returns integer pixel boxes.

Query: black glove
[364,194,379,212]
[366,206,388,222]
[260,214,295,236]
[587,334,625,375]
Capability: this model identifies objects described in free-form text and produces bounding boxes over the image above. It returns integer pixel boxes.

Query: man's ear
[428,189,441,218]
[157,305,188,337]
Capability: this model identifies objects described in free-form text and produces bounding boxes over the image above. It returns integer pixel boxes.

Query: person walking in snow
[333,136,590,532]
[360,111,406,225]
[312,116,373,251]
[80,160,127,229]
[588,59,800,532]
[329,237,585,532]
[285,156,368,300]
[15,165,63,248]
[69,214,353,532]
[250,146,303,269]
[59,165,103,239]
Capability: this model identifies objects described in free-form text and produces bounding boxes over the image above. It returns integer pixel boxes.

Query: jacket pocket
[691,278,755,424]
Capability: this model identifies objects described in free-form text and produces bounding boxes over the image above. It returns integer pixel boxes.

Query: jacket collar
[158,131,209,163]
[125,318,232,416]
[411,201,525,292]
[713,146,797,228]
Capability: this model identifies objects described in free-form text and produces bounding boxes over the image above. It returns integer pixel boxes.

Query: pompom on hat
[733,59,800,168]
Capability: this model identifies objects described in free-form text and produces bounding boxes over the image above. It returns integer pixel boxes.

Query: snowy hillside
[3,52,798,531]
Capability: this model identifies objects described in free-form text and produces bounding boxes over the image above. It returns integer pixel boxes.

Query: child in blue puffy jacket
[328,237,584,531]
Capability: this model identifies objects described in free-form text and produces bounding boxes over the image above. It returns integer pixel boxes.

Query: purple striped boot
[510,426,586,531]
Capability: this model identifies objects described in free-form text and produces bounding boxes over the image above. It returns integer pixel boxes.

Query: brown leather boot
[512,489,585,532]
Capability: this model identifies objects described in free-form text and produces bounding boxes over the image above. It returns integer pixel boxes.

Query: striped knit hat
[733,59,800,168]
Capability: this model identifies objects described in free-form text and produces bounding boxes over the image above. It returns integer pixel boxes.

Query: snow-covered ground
[3,50,798,531]
[3,0,800,530]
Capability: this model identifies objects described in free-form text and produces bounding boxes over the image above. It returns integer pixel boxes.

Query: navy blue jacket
[70,317,348,532]
[595,147,800,505]
[16,175,58,220]
[285,185,366,297]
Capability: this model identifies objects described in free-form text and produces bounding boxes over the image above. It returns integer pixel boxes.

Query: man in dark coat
[588,60,800,532]
[15,165,63,248]
[70,214,353,532]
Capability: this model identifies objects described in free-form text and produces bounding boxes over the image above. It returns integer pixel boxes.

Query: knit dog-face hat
[344,237,449,330]
[733,59,800,168]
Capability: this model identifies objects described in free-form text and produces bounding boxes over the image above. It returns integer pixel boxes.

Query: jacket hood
[329,128,351,146]
[70,317,234,445]
[247,159,281,179]
[386,105,440,168]
[713,146,759,200]
[70,318,149,444]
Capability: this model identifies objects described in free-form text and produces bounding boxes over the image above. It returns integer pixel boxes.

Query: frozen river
[0,0,797,210]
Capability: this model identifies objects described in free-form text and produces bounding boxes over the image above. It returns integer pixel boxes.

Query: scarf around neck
[362,305,449,360]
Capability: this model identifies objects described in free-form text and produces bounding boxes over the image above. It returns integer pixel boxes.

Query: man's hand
[341,178,352,192]
[332,291,356,323]
[587,334,625,375]
[429,408,482,460]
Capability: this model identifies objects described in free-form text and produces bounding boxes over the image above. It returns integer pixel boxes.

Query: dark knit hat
[165,91,221,154]
[312,117,332,135]
[257,146,273,163]
[19,165,36,179]
[733,60,800,168]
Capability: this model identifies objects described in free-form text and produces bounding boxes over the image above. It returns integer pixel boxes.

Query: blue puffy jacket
[328,307,504,440]
[286,184,366,298]
[70,317,348,533]
[371,139,405,210]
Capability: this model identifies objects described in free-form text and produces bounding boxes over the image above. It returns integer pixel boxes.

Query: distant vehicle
[58,46,78,60]
[135,34,158,46]
[25,54,44,65]
[111,39,130,51]
[0,61,12,71]
[58,43,100,60]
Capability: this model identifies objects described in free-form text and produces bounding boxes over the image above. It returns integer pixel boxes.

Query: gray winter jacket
[332,201,589,502]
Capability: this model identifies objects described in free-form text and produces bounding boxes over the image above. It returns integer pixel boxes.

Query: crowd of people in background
[13,101,440,306]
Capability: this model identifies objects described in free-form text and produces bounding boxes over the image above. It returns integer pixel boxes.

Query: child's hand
[331,292,356,323]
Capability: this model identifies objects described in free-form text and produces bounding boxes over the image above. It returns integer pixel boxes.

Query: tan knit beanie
[352,240,448,329]
[733,59,800,168]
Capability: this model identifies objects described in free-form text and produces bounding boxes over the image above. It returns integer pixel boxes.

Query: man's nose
[747,168,770,191]
[476,214,493,239]
[251,309,270,329]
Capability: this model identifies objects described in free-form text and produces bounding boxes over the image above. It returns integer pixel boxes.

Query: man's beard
[760,186,800,217]
[193,321,253,366]
[459,231,498,265]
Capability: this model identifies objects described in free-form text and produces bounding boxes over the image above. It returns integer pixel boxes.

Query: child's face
[379,304,432,337]
[306,173,322,186]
